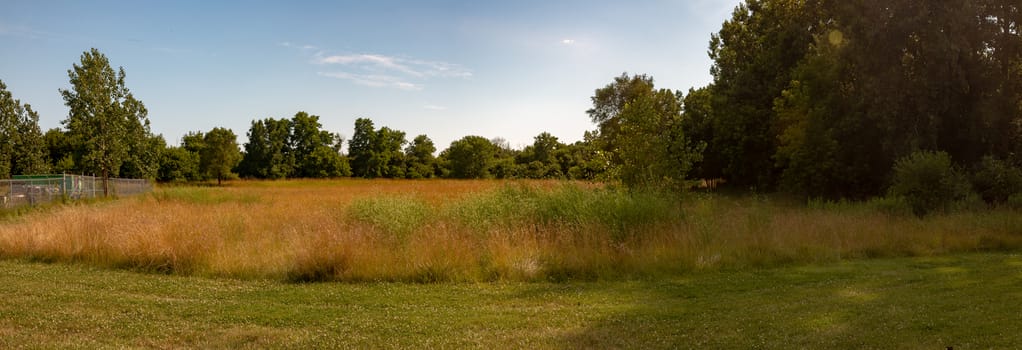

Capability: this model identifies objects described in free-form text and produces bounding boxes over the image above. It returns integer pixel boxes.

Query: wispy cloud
[315,53,472,79]
[279,41,318,50]
[317,72,422,91]
[561,39,576,45]
[0,23,53,40]
[283,41,471,91]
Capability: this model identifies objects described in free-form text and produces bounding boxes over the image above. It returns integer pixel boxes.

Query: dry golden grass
[0,179,1020,282]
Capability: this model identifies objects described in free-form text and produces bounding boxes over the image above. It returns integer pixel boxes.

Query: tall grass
[0,179,1020,282]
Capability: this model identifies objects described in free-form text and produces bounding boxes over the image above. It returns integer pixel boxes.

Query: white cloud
[315,53,472,79]
[280,42,318,50]
[317,72,423,91]
[561,39,575,45]
[309,52,471,91]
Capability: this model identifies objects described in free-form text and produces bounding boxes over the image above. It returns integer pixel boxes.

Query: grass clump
[348,195,430,238]
[446,183,679,239]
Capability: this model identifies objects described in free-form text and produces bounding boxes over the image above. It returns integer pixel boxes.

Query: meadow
[2,179,1022,347]
[0,179,1020,282]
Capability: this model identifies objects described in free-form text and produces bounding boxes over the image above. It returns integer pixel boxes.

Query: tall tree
[348,118,377,177]
[707,0,818,189]
[200,127,241,185]
[586,73,656,163]
[373,126,407,178]
[404,134,436,179]
[60,48,150,195]
[0,80,49,178]
[290,111,348,178]
[238,117,292,179]
[769,0,1022,198]
[587,74,703,189]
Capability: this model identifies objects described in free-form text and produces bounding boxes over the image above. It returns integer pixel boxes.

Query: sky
[0,0,739,151]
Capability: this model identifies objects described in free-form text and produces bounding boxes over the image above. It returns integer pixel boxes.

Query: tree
[1,80,49,178]
[238,118,292,179]
[120,133,163,180]
[681,86,723,182]
[200,127,241,185]
[441,135,496,179]
[586,73,655,163]
[44,128,75,174]
[707,0,818,189]
[373,127,407,178]
[586,74,703,189]
[60,48,150,196]
[158,146,200,182]
[615,87,703,189]
[517,132,565,179]
[405,134,436,179]
[349,118,377,177]
[348,118,407,178]
[290,111,348,178]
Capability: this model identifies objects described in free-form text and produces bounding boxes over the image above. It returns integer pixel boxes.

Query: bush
[888,151,972,216]
[971,156,1022,205]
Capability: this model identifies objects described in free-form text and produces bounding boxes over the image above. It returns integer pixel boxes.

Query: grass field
[1,179,1021,282]
[2,180,1021,347]
[1,253,1020,348]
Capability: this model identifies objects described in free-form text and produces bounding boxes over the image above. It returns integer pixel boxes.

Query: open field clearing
[1,179,1021,282]
[1,253,1020,348]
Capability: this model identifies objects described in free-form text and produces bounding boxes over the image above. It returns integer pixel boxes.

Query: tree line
[3,0,1020,205]
[0,48,611,185]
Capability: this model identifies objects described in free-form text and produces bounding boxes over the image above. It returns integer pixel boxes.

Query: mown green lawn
[1,253,1020,349]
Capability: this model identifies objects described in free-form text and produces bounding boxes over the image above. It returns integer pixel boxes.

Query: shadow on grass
[557,253,1022,349]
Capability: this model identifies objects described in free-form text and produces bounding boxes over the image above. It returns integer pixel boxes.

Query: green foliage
[404,134,436,179]
[200,127,242,185]
[446,184,678,241]
[60,48,151,193]
[587,74,703,190]
[707,0,817,189]
[43,128,74,174]
[120,134,164,180]
[238,112,349,179]
[690,0,1022,199]
[348,196,430,238]
[441,135,495,179]
[238,117,292,179]
[970,156,1022,205]
[888,151,972,216]
[348,118,407,178]
[586,73,655,161]
[157,146,200,182]
[348,118,376,177]
[373,126,408,178]
[0,80,49,178]
[290,111,348,178]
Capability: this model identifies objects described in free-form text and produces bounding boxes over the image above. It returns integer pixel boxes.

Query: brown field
[0,179,1020,282]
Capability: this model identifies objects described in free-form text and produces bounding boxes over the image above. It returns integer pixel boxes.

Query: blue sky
[0,0,739,150]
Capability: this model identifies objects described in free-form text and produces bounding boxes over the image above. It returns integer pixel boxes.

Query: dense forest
[2,0,1021,208]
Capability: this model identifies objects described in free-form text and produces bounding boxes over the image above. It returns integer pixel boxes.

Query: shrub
[971,156,1022,205]
[888,151,971,216]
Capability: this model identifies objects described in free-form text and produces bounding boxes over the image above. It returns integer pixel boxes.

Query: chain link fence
[1,174,152,209]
